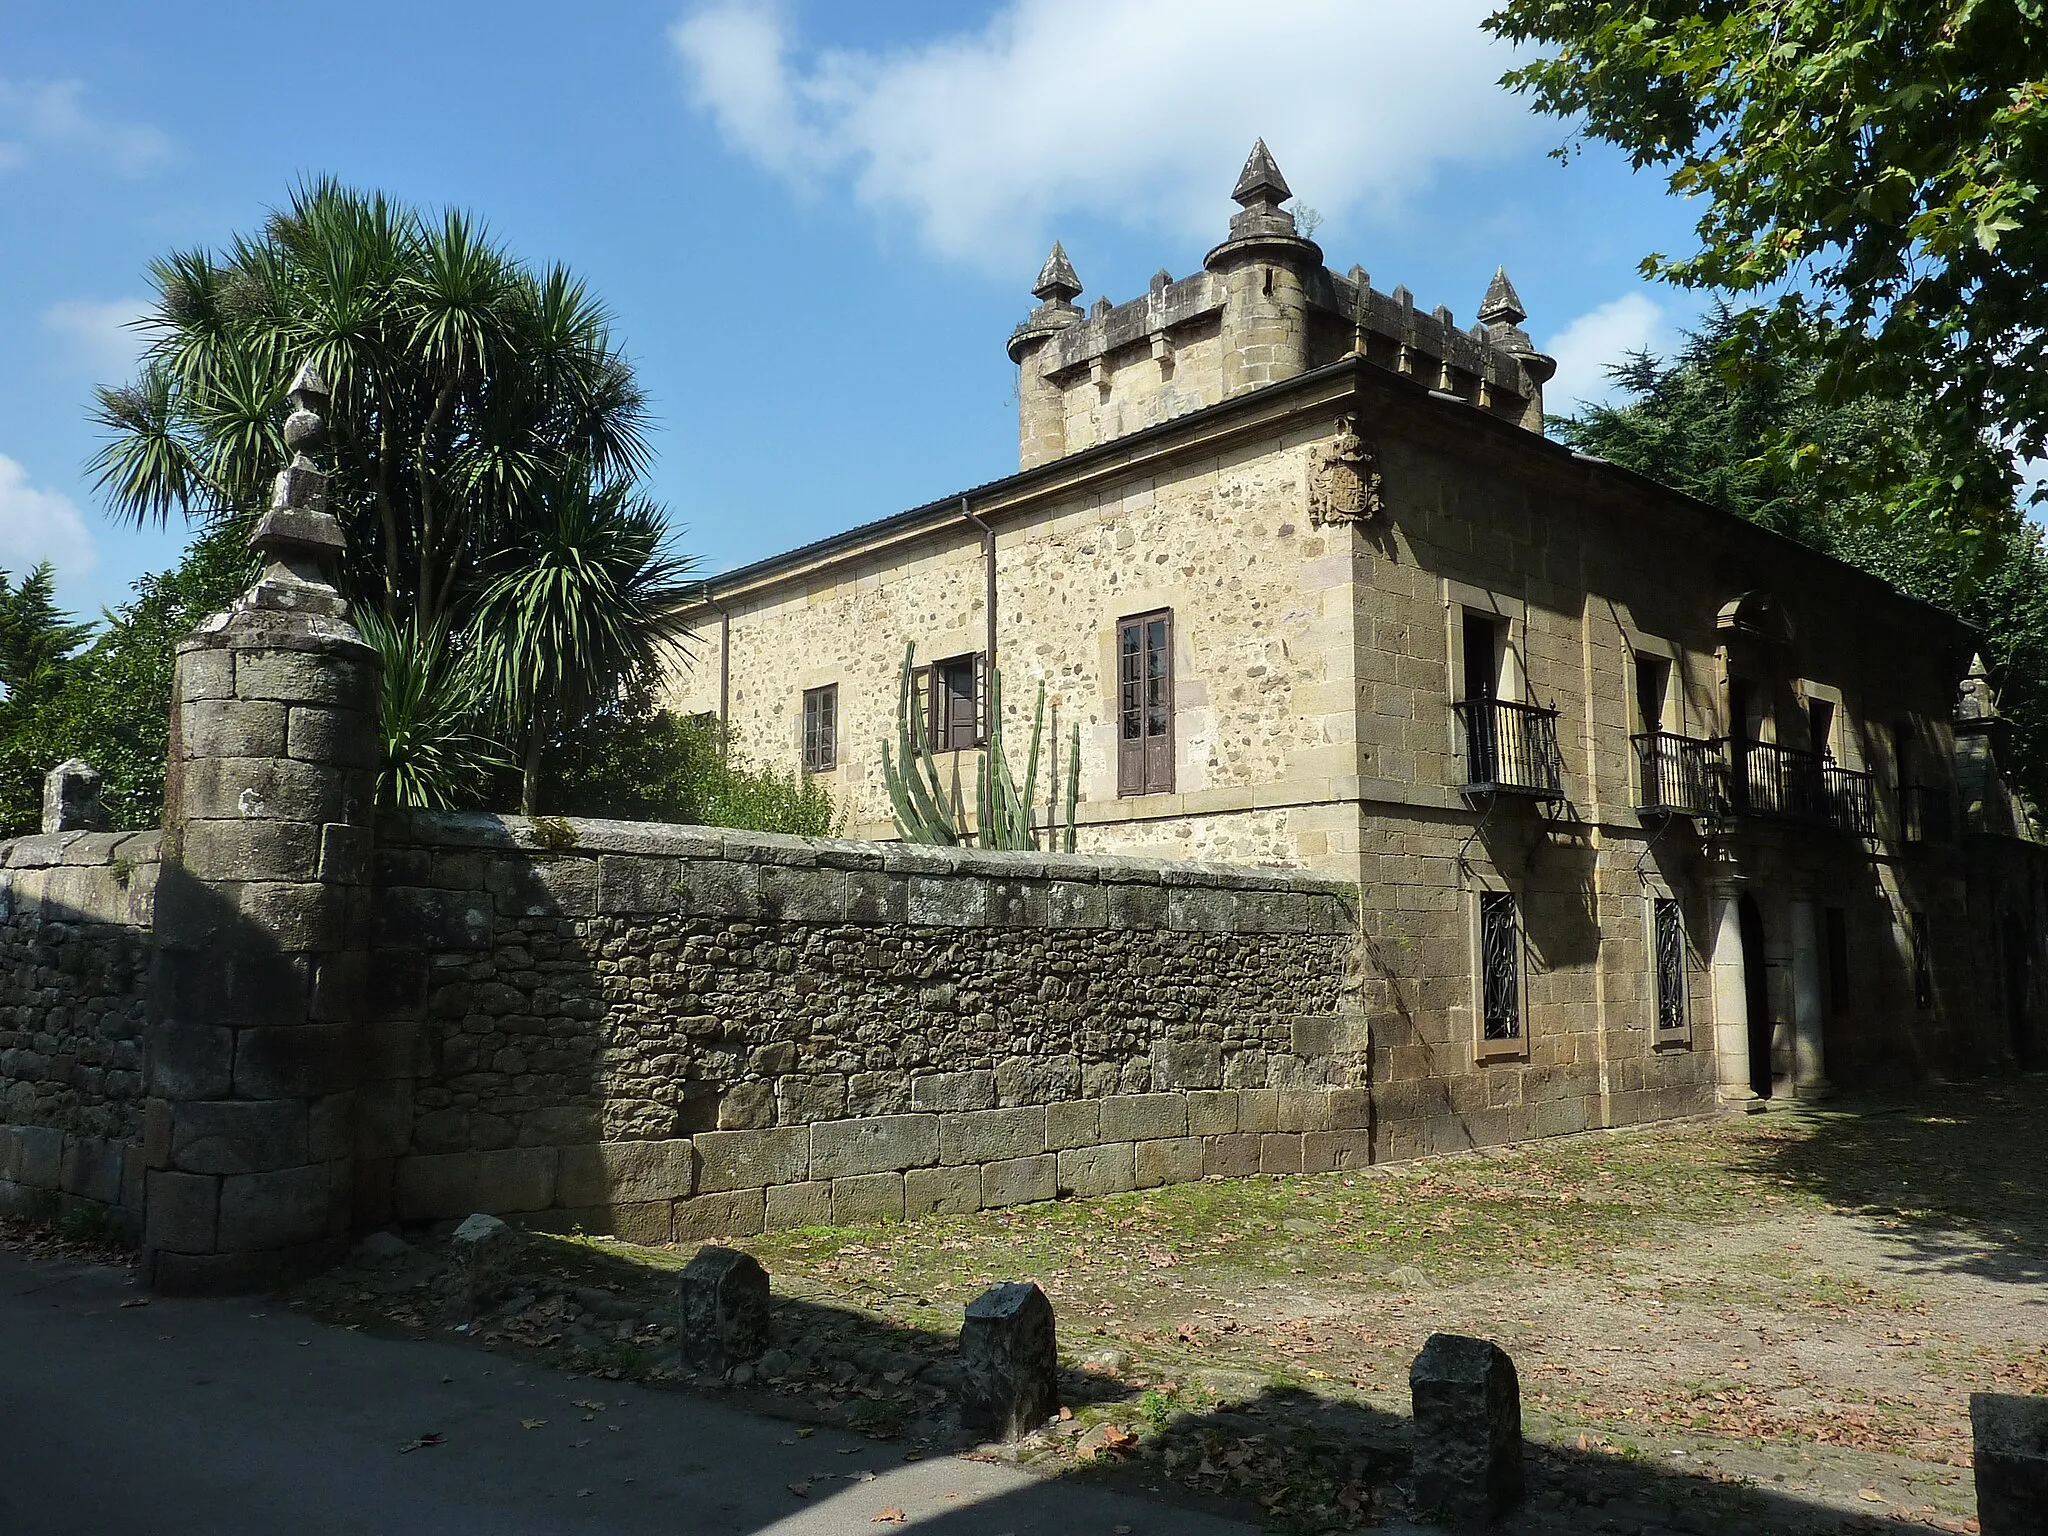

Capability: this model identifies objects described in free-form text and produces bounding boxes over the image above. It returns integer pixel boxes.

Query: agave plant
[882,641,1079,852]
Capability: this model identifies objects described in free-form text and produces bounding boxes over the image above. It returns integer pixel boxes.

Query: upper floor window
[802,684,838,772]
[1634,651,1672,735]
[921,654,984,752]
[1117,609,1174,796]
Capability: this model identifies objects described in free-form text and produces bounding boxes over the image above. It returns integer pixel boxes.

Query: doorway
[1740,894,1773,1097]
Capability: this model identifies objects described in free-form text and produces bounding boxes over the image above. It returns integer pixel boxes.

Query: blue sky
[0,0,1707,626]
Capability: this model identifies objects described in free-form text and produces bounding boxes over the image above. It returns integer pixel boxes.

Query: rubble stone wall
[359,813,1365,1242]
[0,830,159,1229]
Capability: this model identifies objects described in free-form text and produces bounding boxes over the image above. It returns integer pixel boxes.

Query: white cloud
[41,297,153,381]
[1542,293,1671,411]
[0,77,171,177]
[670,0,1536,271]
[0,454,97,586]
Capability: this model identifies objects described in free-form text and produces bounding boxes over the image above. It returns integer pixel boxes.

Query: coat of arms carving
[1307,416,1383,527]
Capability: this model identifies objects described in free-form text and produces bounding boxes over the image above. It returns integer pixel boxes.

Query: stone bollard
[1409,1332,1523,1526]
[678,1245,771,1372]
[449,1213,520,1320]
[959,1281,1058,1442]
[1973,1392,2048,1534]
[42,759,106,833]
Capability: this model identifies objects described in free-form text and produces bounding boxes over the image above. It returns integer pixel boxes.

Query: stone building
[673,141,2046,1132]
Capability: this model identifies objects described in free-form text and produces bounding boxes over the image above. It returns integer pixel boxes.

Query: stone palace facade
[673,142,2048,1140]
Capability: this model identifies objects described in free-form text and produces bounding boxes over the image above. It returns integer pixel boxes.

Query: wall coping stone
[375,811,1357,899]
[1,829,162,872]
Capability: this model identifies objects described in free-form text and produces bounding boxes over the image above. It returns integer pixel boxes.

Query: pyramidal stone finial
[1232,138,1292,208]
[243,359,348,619]
[1032,241,1082,304]
[1478,267,1527,328]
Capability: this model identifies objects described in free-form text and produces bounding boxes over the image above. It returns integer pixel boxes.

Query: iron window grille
[1910,910,1933,1010]
[1479,891,1522,1042]
[1653,898,1687,1034]
[801,684,838,773]
[1455,698,1564,799]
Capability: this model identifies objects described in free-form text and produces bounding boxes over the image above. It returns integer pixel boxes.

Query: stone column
[42,758,107,833]
[1788,897,1829,1098]
[1709,883,1756,1103]
[141,365,380,1295]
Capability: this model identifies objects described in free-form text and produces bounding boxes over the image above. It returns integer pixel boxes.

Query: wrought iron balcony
[1631,731,1720,816]
[1455,698,1564,799]
[1723,739,1875,835]
[1899,783,1954,844]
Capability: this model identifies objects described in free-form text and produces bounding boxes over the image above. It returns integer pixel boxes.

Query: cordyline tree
[1485,0,2047,545]
[89,180,695,812]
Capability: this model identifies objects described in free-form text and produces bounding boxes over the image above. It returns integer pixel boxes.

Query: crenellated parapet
[1010,140,1557,467]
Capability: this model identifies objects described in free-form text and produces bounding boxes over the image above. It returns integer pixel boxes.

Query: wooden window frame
[801,683,838,773]
[1116,609,1175,798]
[919,653,985,754]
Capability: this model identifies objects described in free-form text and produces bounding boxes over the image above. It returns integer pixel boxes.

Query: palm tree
[471,475,697,814]
[84,181,689,813]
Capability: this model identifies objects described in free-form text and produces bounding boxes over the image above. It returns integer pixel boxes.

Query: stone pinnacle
[1478,267,1528,328]
[1032,241,1082,304]
[1231,138,1291,208]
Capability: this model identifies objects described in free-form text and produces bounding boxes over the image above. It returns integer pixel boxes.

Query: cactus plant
[881,641,1080,851]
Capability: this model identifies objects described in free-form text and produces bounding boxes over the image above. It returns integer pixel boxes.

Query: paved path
[0,1247,1259,1536]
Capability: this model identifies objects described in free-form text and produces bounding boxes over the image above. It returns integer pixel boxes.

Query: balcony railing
[1899,783,1954,844]
[1455,698,1564,799]
[1632,731,1719,816]
[1723,739,1875,835]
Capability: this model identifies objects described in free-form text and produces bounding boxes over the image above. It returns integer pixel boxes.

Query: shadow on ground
[1736,1075,2048,1285]
[404,1228,1960,1535]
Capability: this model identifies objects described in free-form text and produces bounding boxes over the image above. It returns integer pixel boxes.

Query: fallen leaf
[576,1489,593,1498]
[398,1433,444,1454]
[871,1509,906,1524]
[788,1481,813,1498]
[1102,1424,1137,1450]
[796,1427,816,1439]
[119,1297,148,1309]
[520,1419,547,1430]
[1860,1489,1886,1503]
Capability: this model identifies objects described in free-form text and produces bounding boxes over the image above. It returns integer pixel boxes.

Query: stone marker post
[1972,1392,2048,1535]
[959,1280,1058,1442]
[140,365,380,1294]
[1409,1332,1523,1526]
[678,1245,771,1371]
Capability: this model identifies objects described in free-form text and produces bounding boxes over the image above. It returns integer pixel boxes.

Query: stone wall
[358,813,1364,1242]
[0,829,159,1229]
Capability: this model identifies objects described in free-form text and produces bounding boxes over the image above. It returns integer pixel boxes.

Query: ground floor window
[1116,609,1174,796]
[1825,906,1850,1015]
[1479,890,1521,1042]
[802,683,837,772]
[1910,909,1932,1010]
[1653,897,1687,1036]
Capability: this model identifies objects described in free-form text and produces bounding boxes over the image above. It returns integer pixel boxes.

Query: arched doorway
[1740,895,1773,1097]
[2004,911,2034,1068]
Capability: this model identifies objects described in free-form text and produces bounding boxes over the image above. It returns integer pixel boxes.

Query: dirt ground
[31,1077,2040,1533]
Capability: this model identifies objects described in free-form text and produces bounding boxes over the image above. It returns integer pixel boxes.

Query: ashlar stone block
[808,1114,938,1179]
[959,1281,1059,1443]
[1409,1332,1524,1526]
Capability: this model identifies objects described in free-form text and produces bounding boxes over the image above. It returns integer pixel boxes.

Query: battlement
[1007,141,1556,470]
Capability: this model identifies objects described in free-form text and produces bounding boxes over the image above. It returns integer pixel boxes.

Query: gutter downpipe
[698,581,731,754]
